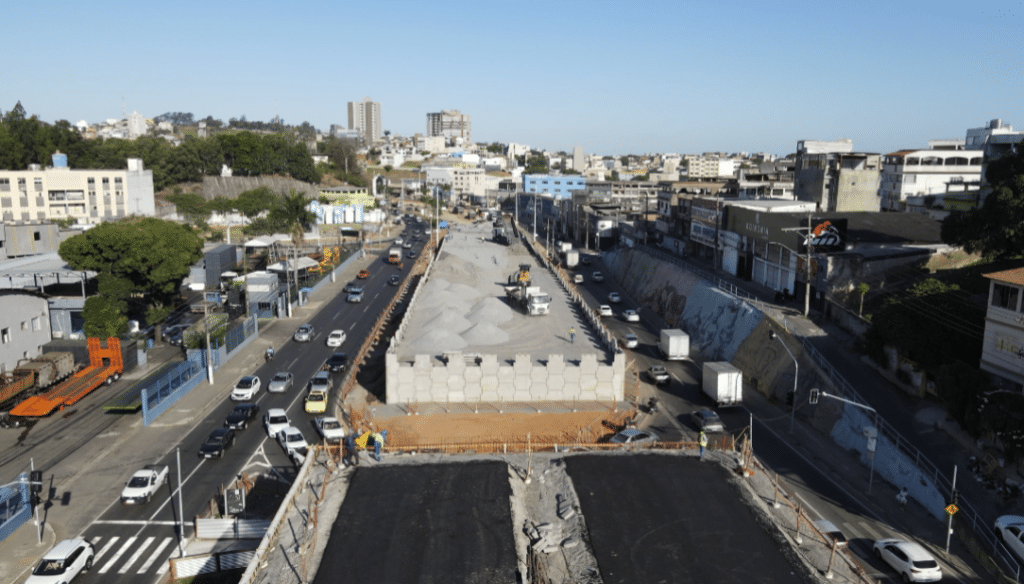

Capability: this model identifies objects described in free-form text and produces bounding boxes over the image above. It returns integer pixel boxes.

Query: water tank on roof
[52,152,68,167]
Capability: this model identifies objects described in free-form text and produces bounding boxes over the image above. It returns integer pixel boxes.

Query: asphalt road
[565,454,800,584]
[2,233,429,584]
[314,462,517,584]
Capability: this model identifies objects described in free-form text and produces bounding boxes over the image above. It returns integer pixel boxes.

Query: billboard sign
[800,218,846,253]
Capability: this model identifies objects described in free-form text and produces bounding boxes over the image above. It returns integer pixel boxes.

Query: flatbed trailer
[10,337,123,417]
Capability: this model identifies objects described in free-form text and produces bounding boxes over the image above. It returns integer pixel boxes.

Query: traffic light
[786,390,795,406]
[951,489,959,505]
[809,389,819,405]
[29,470,42,493]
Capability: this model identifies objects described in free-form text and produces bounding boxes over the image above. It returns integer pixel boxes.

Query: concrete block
[594,382,615,400]
[562,537,579,548]
[464,366,482,384]
[547,354,566,373]
[542,388,563,400]
[430,366,449,383]
[513,354,533,372]
[480,375,499,391]
[448,391,466,402]
[546,375,565,393]
[563,367,581,384]
[448,376,465,392]
[414,374,432,393]
[578,375,598,391]
[430,384,449,401]
[413,354,433,371]
[513,390,533,401]
[497,365,515,381]
[463,385,482,401]
[595,365,613,382]
[531,366,547,382]
[481,390,500,401]
[579,355,599,375]
[514,375,532,391]
[562,384,582,400]
[496,382,515,400]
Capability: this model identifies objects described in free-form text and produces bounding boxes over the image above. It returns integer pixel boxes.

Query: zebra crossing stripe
[136,537,174,573]
[98,536,137,573]
[118,536,156,574]
[92,536,120,563]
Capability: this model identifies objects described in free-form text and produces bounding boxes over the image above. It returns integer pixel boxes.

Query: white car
[608,292,622,303]
[277,426,309,455]
[315,416,346,444]
[230,376,260,401]
[622,333,639,349]
[872,539,942,582]
[995,515,1024,563]
[326,330,346,347]
[264,408,290,438]
[573,274,584,284]
[347,288,364,303]
[623,309,640,322]
[599,305,613,317]
[26,538,96,584]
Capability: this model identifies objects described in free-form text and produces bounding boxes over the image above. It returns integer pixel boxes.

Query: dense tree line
[941,143,1024,258]
[165,186,315,237]
[0,102,319,191]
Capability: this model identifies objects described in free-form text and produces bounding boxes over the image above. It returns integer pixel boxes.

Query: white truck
[702,362,743,407]
[564,249,579,269]
[120,464,169,504]
[505,284,551,316]
[658,329,690,360]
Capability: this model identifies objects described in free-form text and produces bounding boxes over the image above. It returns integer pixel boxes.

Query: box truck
[702,362,742,407]
[658,329,689,360]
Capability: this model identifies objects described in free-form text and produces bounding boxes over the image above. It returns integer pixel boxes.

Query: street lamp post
[768,329,798,432]
[814,390,880,494]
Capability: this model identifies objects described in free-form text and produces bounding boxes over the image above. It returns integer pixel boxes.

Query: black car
[199,428,236,458]
[407,251,418,259]
[388,275,401,286]
[343,281,359,293]
[326,352,348,372]
[224,403,261,430]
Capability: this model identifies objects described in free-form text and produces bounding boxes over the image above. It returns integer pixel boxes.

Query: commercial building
[0,290,51,373]
[684,155,738,179]
[347,97,382,144]
[523,174,587,199]
[0,155,155,224]
[426,110,471,144]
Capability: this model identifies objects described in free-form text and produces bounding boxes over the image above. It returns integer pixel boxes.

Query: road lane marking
[118,535,156,573]
[136,537,174,573]
[93,520,180,526]
[92,536,120,562]
[98,536,137,573]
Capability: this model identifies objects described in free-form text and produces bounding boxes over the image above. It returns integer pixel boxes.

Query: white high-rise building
[347,97,382,144]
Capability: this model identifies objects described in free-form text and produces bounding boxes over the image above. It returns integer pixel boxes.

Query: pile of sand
[460,322,509,345]
[405,329,467,355]
[467,296,514,324]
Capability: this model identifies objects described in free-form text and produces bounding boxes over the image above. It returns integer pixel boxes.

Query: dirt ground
[352,407,636,447]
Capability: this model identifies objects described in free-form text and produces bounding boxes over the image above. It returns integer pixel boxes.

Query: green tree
[856,282,870,317]
[269,189,315,235]
[525,154,548,175]
[59,218,203,342]
[235,186,277,218]
[941,144,1024,258]
[165,192,211,224]
[82,296,130,338]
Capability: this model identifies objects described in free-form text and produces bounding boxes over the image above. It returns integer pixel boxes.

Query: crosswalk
[88,534,177,576]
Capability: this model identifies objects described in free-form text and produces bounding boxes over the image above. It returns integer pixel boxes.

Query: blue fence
[142,351,206,426]
[0,473,31,545]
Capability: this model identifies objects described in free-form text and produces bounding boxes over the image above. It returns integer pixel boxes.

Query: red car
[357,269,370,279]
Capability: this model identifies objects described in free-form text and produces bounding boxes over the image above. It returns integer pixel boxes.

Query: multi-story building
[523,174,587,200]
[126,111,147,139]
[426,110,471,144]
[684,155,738,179]
[879,141,982,212]
[966,119,1024,200]
[0,155,155,224]
[794,139,881,212]
[980,267,1024,391]
[572,146,584,172]
[0,290,51,373]
[347,97,382,144]
[452,167,486,198]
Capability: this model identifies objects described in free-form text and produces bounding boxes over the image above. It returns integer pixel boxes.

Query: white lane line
[92,536,120,563]
[136,537,174,573]
[156,558,171,575]
[92,520,180,526]
[793,492,824,521]
[98,536,137,573]
[118,536,156,574]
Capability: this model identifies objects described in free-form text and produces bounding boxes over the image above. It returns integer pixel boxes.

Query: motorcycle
[265,348,274,362]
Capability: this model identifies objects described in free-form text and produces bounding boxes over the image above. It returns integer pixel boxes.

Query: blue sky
[4,0,1022,157]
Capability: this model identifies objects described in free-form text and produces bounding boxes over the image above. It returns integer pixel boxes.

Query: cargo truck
[702,362,742,407]
[9,337,123,418]
[388,246,402,264]
[506,284,551,315]
[658,329,690,360]
[564,249,579,270]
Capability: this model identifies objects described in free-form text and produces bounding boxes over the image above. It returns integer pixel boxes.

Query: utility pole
[804,211,813,317]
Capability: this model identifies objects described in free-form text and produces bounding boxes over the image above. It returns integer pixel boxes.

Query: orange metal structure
[10,337,123,417]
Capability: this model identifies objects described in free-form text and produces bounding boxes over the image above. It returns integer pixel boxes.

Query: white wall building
[426,110,471,143]
[415,135,446,154]
[980,267,1024,390]
[127,111,147,139]
[0,157,155,224]
[452,167,486,197]
[684,155,738,179]
[0,290,51,373]
[879,143,982,212]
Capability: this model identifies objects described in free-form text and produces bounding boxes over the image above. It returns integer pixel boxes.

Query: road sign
[945,504,959,516]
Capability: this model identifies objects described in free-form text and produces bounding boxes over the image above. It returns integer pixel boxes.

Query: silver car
[691,409,725,433]
[293,324,314,342]
[267,372,294,393]
[610,428,658,444]
[347,288,364,303]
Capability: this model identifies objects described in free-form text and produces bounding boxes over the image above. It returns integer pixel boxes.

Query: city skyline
[3,0,1021,157]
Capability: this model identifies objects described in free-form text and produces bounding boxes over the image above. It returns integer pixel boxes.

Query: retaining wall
[386,351,626,403]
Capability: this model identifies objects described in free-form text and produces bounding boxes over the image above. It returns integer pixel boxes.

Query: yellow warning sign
[945,504,959,516]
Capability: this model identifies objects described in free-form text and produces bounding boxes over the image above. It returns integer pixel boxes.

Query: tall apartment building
[793,139,881,212]
[426,110,471,144]
[347,97,382,144]
[0,155,155,224]
[879,140,982,212]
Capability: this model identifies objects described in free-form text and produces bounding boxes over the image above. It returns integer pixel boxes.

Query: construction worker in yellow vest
[699,430,708,461]
[372,431,384,461]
